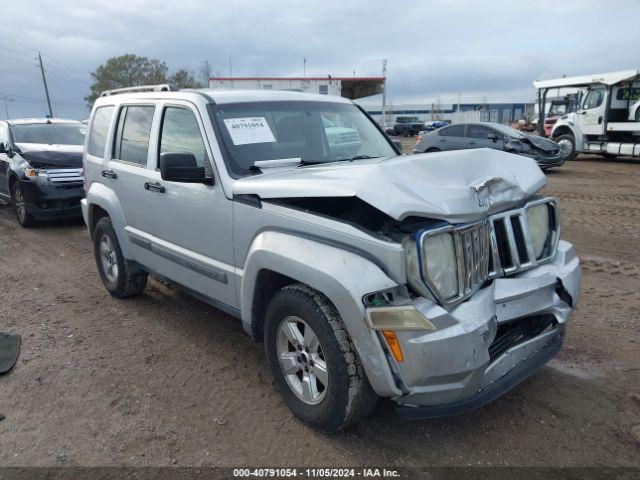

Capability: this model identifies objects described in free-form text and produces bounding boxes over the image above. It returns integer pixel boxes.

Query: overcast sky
[1,0,639,119]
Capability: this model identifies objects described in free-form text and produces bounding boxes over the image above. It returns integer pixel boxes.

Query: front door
[577,86,607,136]
[0,122,10,200]
[437,124,467,150]
[130,101,237,309]
[466,124,502,151]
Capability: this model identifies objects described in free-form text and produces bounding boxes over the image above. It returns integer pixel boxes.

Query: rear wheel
[636,109,640,122]
[264,283,378,432]
[93,217,148,298]
[11,182,36,228]
[555,134,577,161]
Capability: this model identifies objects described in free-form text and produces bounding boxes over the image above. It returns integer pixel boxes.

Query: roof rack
[99,84,179,97]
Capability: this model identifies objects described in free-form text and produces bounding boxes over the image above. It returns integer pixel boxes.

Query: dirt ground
[0,150,639,467]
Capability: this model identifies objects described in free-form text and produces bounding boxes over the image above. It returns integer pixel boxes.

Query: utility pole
[303,58,306,78]
[203,60,211,88]
[37,52,53,118]
[381,59,387,126]
[1,95,14,119]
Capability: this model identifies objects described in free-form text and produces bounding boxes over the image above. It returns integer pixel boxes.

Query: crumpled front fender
[241,230,402,397]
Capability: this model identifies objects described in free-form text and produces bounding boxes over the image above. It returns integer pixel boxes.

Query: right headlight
[403,230,459,302]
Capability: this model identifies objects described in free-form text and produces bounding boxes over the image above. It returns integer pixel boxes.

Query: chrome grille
[489,198,559,276]
[46,168,83,184]
[456,221,491,296]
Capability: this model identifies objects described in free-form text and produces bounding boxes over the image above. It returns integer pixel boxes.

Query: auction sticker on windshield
[224,117,276,145]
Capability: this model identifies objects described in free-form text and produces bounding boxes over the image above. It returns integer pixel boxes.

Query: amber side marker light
[382,330,404,363]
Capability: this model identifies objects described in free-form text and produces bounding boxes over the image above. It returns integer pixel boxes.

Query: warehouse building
[209,76,385,100]
[359,102,535,125]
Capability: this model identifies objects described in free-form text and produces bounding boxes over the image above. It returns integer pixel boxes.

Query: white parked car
[628,99,640,121]
[81,85,581,431]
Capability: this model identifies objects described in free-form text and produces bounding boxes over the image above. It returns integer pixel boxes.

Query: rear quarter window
[88,106,114,157]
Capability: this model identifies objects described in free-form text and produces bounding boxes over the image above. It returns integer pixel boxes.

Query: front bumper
[533,152,565,169]
[20,179,84,221]
[380,240,580,417]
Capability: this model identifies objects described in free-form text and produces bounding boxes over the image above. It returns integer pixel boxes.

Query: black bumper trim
[395,326,564,420]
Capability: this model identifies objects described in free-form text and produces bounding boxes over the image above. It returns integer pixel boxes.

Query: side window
[113,105,155,166]
[583,88,605,110]
[87,106,114,157]
[0,123,8,145]
[439,124,465,137]
[159,107,209,172]
[468,124,492,139]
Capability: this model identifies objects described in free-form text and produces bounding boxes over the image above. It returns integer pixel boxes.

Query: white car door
[577,86,607,136]
[125,100,237,310]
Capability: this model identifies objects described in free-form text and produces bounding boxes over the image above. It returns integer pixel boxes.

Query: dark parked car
[420,120,450,133]
[412,122,565,170]
[391,116,423,137]
[0,118,86,227]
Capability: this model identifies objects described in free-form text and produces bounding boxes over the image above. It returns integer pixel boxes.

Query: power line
[0,52,37,67]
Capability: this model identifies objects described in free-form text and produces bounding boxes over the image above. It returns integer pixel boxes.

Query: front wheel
[264,284,378,432]
[554,134,577,161]
[93,217,148,298]
[11,182,36,228]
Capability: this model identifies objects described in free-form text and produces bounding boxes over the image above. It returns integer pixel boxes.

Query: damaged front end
[236,149,580,417]
[364,197,580,418]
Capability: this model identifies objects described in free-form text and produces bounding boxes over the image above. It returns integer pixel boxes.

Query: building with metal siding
[209,77,385,100]
[359,102,535,124]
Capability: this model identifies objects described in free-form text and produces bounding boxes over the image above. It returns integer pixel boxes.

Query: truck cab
[535,70,640,160]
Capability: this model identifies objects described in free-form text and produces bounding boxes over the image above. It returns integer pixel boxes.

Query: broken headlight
[403,221,491,306]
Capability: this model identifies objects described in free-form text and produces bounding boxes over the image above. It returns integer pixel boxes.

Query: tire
[636,109,640,122]
[264,283,378,432]
[554,134,577,161]
[93,217,147,298]
[11,181,36,228]
[425,147,441,153]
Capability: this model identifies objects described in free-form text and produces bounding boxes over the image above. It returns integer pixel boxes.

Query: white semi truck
[534,70,640,160]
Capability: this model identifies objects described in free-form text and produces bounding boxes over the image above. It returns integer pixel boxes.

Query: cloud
[1,0,638,118]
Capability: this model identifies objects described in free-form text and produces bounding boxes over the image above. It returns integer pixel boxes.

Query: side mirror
[487,133,497,141]
[159,152,210,184]
[0,142,7,154]
[392,139,403,152]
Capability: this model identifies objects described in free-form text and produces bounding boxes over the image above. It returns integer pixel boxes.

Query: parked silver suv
[82,85,581,432]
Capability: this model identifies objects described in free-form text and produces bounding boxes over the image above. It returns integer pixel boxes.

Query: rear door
[103,103,158,236]
[437,124,467,150]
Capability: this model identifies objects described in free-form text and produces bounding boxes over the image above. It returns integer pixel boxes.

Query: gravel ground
[0,152,639,467]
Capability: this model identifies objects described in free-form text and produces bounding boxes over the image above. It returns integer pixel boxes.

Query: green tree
[168,68,203,89]
[85,54,169,107]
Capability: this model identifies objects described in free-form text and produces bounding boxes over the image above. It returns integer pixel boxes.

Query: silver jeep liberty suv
[81,85,581,432]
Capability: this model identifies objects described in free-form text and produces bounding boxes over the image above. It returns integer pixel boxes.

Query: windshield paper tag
[223,117,276,145]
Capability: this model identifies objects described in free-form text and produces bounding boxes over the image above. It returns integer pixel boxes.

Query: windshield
[12,123,86,145]
[209,101,396,177]
[490,123,527,139]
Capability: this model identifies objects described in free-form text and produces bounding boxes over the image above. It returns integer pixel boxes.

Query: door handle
[440,138,447,142]
[101,169,118,179]
[467,141,476,145]
[144,181,165,193]
[579,111,587,115]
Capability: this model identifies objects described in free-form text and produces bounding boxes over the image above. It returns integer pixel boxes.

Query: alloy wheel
[276,316,328,405]
[12,184,27,224]
[99,234,119,283]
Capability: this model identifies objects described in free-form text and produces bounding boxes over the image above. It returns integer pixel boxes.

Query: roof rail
[99,84,179,97]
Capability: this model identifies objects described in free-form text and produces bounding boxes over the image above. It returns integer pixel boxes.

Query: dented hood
[16,143,83,168]
[233,149,546,223]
